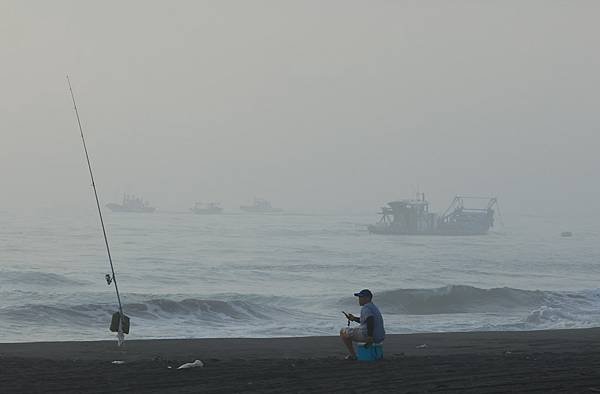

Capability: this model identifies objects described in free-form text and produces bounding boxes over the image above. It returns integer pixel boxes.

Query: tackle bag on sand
[110,312,130,334]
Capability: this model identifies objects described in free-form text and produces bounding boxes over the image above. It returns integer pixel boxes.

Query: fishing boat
[240,198,282,213]
[106,194,156,213]
[191,202,223,214]
[368,194,497,235]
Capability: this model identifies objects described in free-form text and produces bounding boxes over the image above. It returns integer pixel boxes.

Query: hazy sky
[2,1,599,214]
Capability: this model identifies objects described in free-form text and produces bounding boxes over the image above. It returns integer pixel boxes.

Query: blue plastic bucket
[356,343,383,361]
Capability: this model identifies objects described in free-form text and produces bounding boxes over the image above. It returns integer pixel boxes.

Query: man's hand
[364,336,374,348]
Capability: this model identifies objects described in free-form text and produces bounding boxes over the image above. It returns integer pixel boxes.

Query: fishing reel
[105,274,113,286]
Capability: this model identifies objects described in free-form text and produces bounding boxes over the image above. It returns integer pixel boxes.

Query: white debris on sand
[177,360,204,369]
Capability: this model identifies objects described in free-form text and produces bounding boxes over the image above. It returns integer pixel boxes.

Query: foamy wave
[523,289,600,328]
[337,284,600,321]
[526,306,576,324]
[333,285,600,333]
[2,286,600,340]
[352,285,547,314]
[0,297,292,327]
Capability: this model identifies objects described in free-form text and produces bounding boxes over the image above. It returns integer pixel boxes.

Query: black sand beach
[2,329,600,393]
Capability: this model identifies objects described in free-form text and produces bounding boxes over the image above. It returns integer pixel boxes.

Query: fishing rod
[67,76,128,346]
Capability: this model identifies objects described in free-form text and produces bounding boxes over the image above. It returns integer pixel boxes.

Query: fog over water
[2,1,599,213]
[1,2,600,342]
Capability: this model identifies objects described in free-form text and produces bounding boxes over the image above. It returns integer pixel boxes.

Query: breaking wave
[370,285,548,314]
[339,285,600,321]
[0,297,296,328]
[2,286,600,340]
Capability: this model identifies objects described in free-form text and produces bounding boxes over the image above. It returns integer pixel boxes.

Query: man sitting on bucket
[340,289,385,360]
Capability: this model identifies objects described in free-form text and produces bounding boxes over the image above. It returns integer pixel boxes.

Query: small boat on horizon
[106,194,156,213]
[191,202,223,215]
[240,198,282,213]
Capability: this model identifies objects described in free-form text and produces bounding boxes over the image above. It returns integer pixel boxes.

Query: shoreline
[2,328,600,392]
[2,328,599,360]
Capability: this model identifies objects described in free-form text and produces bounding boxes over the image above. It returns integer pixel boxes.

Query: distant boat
[191,202,223,215]
[106,194,156,213]
[561,231,573,237]
[240,198,282,213]
[368,194,497,236]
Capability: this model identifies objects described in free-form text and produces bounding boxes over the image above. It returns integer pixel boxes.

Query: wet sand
[2,328,600,393]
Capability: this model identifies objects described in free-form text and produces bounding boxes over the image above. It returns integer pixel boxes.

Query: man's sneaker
[344,354,357,360]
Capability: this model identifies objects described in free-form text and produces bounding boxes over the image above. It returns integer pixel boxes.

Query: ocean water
[0,208,599,343]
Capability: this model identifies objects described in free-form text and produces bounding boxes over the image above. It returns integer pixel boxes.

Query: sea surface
[0,208,599,342]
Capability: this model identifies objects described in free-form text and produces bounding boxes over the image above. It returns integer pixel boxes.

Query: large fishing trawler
[368,194,497,235]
